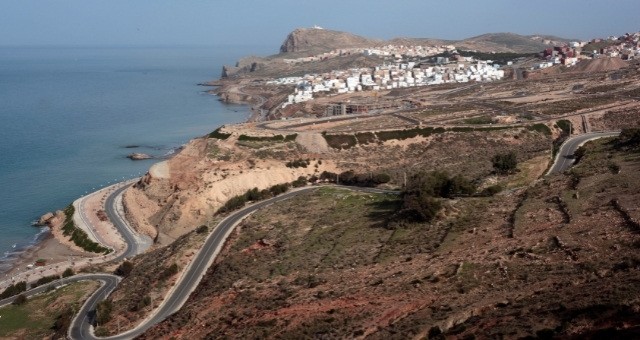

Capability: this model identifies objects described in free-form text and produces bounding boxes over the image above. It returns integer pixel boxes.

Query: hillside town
[274,31,640,107]
[275,60,505,108]
[534,31,640,69]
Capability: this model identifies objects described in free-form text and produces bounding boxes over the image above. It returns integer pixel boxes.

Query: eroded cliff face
[122,135,328,245]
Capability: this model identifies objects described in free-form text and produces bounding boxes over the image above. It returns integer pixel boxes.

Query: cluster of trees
[207,127,231,140]
[400,171,476,222]
[618,128,640,149]
[217,183,292,214]
[319,170,391,187]
[0,281,27,299]
[237,134,297,142]
[492,152,518,175]
[114,260,134,277]
[62,205,111,254]
[285,159,310,168]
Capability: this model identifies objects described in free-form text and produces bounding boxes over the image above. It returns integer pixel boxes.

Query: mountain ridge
[278,27,574,55]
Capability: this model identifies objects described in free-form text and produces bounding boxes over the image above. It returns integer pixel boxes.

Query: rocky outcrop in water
[127,153,153,160]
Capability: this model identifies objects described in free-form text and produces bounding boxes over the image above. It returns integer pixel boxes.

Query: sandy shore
[1,231,85,282]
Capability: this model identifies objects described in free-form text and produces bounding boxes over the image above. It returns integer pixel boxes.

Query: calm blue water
[0,45,269,271]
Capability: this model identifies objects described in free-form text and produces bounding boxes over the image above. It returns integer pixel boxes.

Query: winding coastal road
[546,131,621,175]
[1,130,623,338]
[61,185,395,339]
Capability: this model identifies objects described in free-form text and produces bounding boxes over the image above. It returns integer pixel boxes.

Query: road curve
[547,131,621,175]
[0,274,119,309]
[65,185,396,339]
[105,183,142,261]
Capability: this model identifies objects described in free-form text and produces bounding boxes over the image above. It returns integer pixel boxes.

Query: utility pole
[403,171,407,189]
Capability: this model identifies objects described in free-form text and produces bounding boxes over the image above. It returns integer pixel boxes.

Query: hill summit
[279,27,378,54]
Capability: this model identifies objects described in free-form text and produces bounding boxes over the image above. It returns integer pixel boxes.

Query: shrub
[61,205,111,254]
[399,171,476,222]
[0,281,27,299]
[492,152,518,175]
[31,275,60,288]
[237,134,297,142]
[62,268,75,278]
[573,146,587,164]
[217,194,248,214]
[159,263,179,281]
[480,184,503,197]
[114,260,134,277]
[96,300,113,325]
[196,225,209,234]
[12,294,27,305]
[320,171,337,182]
[372,173,391,184]
[355,132,377,144]
[208,127,231,140]
[617,128,640,148]
[556,120,572,135]
[527,123,552,136]
[269,183,290,196]
[291,176,308,188]
[401,194,443,222]
[286,159,310,168]
[463,116,494,125]
[323,134,358,149]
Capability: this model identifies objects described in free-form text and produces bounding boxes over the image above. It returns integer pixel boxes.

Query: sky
[1,0,639,52]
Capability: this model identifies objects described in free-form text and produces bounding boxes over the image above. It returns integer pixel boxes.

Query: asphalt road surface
[105,183,140,261]
[547,131,620,175]
[64,185,397,339]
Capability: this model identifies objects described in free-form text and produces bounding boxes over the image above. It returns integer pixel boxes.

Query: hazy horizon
[1,0,639,52]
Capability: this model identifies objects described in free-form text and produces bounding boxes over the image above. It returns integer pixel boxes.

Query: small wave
[0,227,50,274]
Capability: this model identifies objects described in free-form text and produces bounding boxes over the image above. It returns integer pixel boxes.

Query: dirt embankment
[122,136,333,245]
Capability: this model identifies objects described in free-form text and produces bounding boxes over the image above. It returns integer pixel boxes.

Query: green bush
[492,152,518,174]
[159,263,179,281]
[237,134,297,142]
[527,123,552,136]
[61,205,111,254]
[399,171,476,222]
[12,294,27,305]
[355,132,377,144]
[96,299,113,325]
[208,127,231,140]
[114,260,134,277]
[269,183,290,196]
[556,120,572,135]
[217,194,248,214]
[463,116,494,125]
[480,184,504,197]
[195,225,209,234]
[617,128,640,148]
[286,159,310,168]
[323,134,358,149]
[31,274,61,289]
[0,281,27,299]
[62,268,75,278]
[291,176,308,188]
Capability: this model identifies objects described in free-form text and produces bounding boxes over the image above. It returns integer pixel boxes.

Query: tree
[114,260,134,277]
[402,194,442,222]
[492,152,518,174]
[12,294,27,305]
[573,146,587,163]
[62,268,75,278]
[96,300,113,325]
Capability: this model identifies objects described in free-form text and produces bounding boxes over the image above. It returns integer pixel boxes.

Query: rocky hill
[279,27,380,55]
[221,28,571,78]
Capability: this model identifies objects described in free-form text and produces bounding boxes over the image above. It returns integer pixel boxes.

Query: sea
[0,45,270,273]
